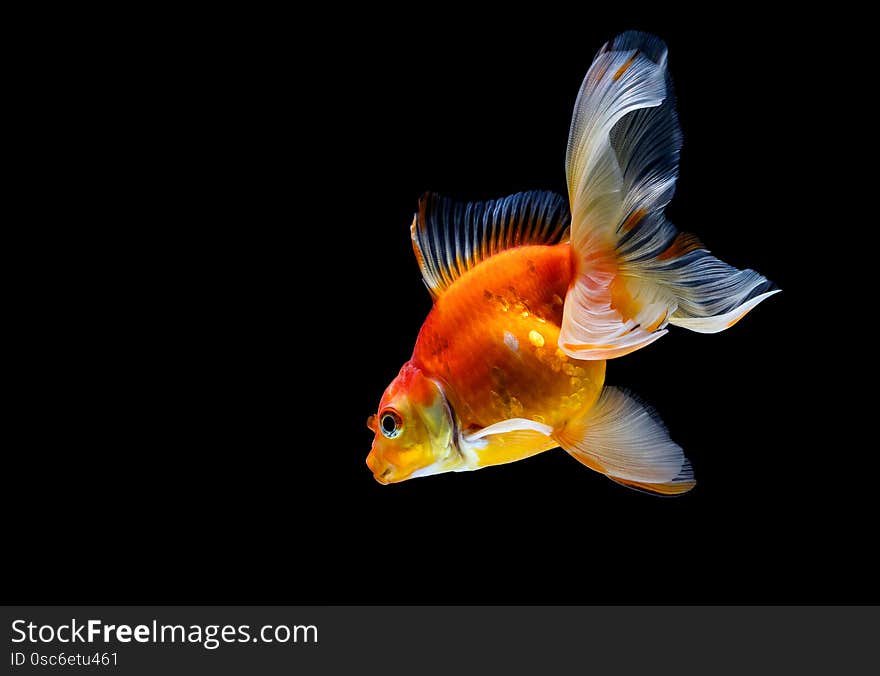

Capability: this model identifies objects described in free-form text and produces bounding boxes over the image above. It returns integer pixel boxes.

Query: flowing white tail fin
[560,31,778,360]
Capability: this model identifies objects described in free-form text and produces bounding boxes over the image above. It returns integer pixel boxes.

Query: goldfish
[366,31,778,495]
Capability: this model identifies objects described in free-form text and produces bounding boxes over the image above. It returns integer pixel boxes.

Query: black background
[10,9,865,604]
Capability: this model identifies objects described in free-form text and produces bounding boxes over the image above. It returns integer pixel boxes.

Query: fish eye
[379,410,403,439]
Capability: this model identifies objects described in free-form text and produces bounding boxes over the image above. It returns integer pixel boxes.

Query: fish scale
[413,244,604,447]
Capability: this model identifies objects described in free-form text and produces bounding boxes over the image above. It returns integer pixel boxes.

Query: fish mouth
[366,451,398,485]
[374,463,415,484]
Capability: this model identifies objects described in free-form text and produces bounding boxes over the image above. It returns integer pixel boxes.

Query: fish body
[412,244,604,469]
[366,31,779,495]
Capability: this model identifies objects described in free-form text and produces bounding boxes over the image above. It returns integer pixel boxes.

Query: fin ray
[555,386,695,496]
[560,30,777,359]
[412,191,570,299]
[609,467,696,496]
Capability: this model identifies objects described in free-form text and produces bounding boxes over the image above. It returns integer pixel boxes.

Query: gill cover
[366,361,460,483]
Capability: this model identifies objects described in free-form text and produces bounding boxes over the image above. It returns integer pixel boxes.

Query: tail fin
[555,386,695,496]
[560,31,778,360]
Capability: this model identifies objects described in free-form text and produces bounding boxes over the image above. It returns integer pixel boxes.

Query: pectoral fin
[464,418,554,441]
[461,418,556,469]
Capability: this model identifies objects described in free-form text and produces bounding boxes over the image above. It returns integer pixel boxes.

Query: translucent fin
[608,470,696,496]
[560,30,777,360]
[555,386,695,496]
[459,418,556,469]
[662,263,780,333]
[464,417,554,441]
[411,191,570,299]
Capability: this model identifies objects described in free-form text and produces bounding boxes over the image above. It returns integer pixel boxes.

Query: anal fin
[608,463,696,496]
[555,387,695,496]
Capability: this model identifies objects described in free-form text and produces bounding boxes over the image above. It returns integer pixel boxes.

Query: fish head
[366,361,461,483]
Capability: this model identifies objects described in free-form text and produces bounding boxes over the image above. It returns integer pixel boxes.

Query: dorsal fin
[410,190,571,299]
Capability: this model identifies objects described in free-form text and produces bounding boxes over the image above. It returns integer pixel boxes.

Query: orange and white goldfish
[366,31,778,495]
